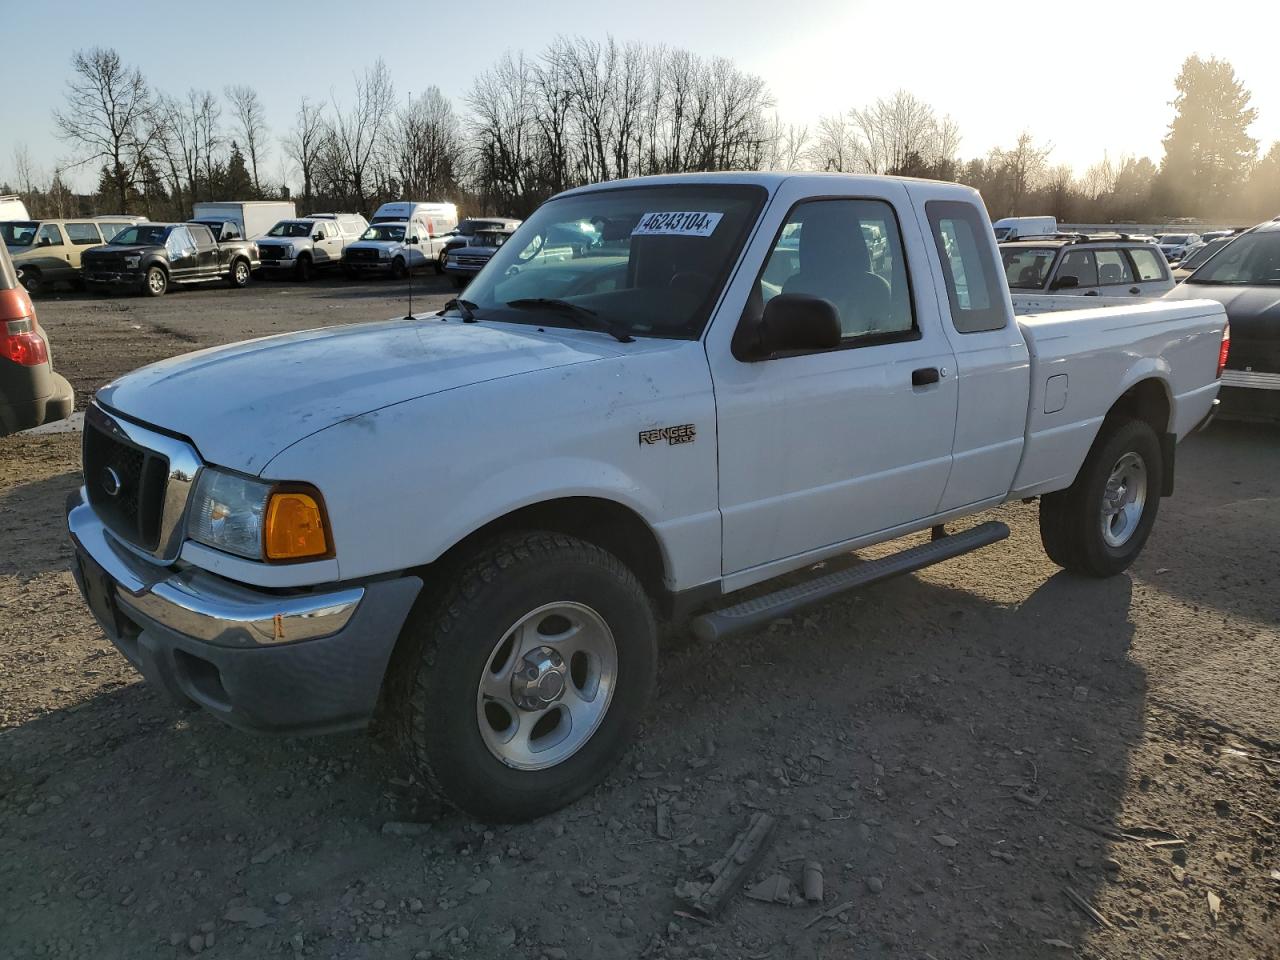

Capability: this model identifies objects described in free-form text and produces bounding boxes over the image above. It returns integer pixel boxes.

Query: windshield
[361,224,405,242]
[1179,238,1232,271]
[268,221,314,238]
[1186,231,1280,285]
[109,224,172,246]
[447,184,765,340]
[1,221,39,246]
[1001,247,1058,288]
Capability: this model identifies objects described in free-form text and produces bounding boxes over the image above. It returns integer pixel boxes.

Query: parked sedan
[1164,218,1280,419]
[0,242,73,435]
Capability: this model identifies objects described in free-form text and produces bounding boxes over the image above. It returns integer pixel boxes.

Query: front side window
[756,198,914,343]
[65,222,102,245]
[1127,246,1166,281]
[926,200,1006,333]
[268,221,313,238]
[1187,231,1280,285]
[1057,250,1098,287]
[449,184,766,340]
[166,226,196,259]
[1001,247,1058,289]
[1095,250,1135,285]
[37,223,65,247]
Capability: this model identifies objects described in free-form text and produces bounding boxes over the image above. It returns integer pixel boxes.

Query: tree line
[7,44,1279,227]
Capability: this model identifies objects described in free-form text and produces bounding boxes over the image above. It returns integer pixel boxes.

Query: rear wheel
[143,266,167,297]
[1039,418,1163,577]
[390,532,657,822]
[228,258,250,288]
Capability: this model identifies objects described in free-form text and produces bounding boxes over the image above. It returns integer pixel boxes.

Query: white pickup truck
[66,173,1227,822]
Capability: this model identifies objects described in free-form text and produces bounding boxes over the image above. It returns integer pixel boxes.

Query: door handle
[912,367,940,387]
[1129,286,1141,294]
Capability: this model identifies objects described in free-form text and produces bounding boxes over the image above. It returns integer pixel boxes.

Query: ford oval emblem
[101,466,122,497]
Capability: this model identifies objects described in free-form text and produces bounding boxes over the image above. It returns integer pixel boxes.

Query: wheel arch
[420,496,670,610]
[1098,376,1175,496]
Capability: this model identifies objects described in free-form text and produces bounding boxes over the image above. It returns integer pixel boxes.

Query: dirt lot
[1,278,1278,960]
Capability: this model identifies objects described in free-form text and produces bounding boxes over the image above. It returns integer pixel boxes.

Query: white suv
[1001,236,1174,298]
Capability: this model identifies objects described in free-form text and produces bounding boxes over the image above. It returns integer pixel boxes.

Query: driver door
[705,179,958,585]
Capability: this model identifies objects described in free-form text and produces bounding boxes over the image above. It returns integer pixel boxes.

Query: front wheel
[391,257,407,280]
[1039,418,1163,577]
[143,266,167,297]
[435,251,447,275]
[16,267,42,297]
[228,258,250,288]
[294,256,312,282]
[390,532,657,822]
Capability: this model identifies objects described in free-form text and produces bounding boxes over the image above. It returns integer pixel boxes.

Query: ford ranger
[65,174,1227,822]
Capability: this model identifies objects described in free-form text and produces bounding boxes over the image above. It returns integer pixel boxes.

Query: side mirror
[1051,275,1079,290]
[752,294,842,357]
[407,236,419,245]
[39,236,53,247]
[313,233,324,242]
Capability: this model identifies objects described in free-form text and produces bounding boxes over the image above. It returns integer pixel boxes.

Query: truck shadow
[0,469,80,580]
[1,563,1147,959]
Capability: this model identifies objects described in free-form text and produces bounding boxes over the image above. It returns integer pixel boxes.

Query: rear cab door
[188,224,220,277]
[706,176,959,588]
[907,187,1030,511]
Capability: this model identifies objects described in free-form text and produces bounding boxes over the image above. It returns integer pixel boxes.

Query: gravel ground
[1,278,1277,960]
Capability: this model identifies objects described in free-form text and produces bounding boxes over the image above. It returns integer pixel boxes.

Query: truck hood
[96,318,626,474]
[83,244,160,258]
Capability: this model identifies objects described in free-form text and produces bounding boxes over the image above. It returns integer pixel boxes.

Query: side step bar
[691,521,1010,642]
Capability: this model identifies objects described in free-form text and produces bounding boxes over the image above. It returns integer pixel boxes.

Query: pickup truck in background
[256,213,369,281]
[81,222,259,296]
[66,173,1227,822]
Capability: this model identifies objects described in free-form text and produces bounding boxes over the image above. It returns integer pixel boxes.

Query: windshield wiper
[440,298,479,322]
[504,298,634,343]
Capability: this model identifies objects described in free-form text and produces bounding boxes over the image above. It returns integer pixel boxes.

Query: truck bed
[1010,298,1227,497]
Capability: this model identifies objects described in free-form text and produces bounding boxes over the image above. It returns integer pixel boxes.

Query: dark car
[80,221,258,297]
[0,242,73,435]
[439,217,522,271]
[1165,218,1280,419]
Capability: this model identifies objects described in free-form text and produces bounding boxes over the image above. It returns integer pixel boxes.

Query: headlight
[188,469,331,562]
[124,255,141,268]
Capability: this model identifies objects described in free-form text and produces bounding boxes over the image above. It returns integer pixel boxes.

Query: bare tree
[387,87,462,200]
[54,48,157,212]
[1079,154,1118,199]
[283,97,326,209]
[809,114,860,172]
[226,85,269,196]
[12,144,41,215]
[467,52,541,214]
[990,132,1053,215]
[760,117,810,171]
[328,60,396,212]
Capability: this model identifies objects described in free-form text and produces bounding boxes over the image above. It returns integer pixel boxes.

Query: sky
[3,0,1278,192]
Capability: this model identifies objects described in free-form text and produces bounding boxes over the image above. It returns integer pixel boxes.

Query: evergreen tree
[1157,56,1257,215]
[224,143,253,199]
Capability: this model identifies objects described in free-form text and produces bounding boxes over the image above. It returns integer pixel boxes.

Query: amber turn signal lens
[264,490,330,561]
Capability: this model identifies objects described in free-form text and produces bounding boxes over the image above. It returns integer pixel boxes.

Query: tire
[435,251,446,275]
[1039,418,1163,577]
[228,258,251,288]
[390,531,657,822]
[391,257,407,280]
[143,266,167,297]
[17,267,41,297]
[294,255,312,282]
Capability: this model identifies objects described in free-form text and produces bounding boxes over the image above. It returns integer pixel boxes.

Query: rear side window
[926,200,1006,333]
[1127,247,1166,282]
[1095,249,1135,285]
[65,222,102,245]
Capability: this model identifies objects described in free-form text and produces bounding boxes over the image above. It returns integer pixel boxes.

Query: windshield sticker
[632,212,723,238]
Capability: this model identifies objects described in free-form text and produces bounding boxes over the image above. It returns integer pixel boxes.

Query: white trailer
[191,201,296,240]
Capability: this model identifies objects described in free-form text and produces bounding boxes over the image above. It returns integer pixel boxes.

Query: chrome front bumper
[66,487,422,734]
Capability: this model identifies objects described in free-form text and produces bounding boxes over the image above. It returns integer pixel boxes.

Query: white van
[992,216,1057,241]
